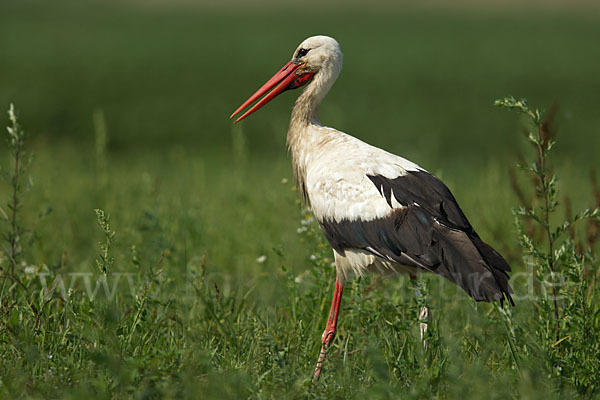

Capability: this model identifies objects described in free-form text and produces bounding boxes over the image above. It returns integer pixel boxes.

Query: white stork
[230,35,513,382]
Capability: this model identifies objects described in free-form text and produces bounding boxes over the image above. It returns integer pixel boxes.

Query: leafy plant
[94,208,115,276]
[496,96,600,395]
[1,104,31,286]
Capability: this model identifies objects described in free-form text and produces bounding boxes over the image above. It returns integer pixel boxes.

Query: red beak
[230,61,314,123]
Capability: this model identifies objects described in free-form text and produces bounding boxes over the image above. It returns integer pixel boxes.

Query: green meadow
[0,1,599,398]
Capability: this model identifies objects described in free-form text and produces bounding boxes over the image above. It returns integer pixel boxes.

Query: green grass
[1,1,600,398]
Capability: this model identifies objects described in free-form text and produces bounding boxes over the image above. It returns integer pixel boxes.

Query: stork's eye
[297,48,310,58]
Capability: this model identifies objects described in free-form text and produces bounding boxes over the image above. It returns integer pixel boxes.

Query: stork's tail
[431,224,514,306]
[470,236,514,306]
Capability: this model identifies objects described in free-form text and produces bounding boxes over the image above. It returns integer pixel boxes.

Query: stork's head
[230,35,343,122]
[291,35,343,77]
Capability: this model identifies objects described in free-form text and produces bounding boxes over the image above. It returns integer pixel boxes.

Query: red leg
[313,278,344,383]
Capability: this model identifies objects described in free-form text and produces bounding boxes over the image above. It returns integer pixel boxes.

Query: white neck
[287,61,340,144]
[286,62,341,204]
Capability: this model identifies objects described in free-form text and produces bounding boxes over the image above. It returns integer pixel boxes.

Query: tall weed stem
[2,104,30,295]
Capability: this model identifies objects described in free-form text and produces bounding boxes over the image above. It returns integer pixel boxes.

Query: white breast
[303,127,422,223]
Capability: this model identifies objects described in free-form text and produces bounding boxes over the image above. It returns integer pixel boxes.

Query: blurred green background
[1,1,600,397]
[2,0,600,161]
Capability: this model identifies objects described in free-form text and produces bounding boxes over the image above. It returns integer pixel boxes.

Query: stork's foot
[313,327,337,383]
[312,344,328,383]
[418,304,431,350]
[410,273,431,349]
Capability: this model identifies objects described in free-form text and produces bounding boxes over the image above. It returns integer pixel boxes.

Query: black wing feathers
[367,173,473,233]
[320,171,513,305]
